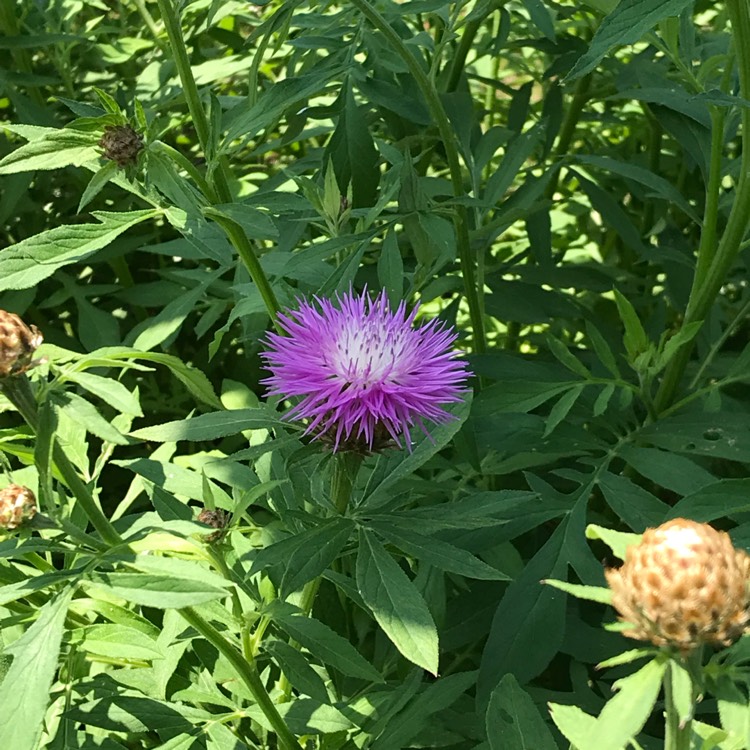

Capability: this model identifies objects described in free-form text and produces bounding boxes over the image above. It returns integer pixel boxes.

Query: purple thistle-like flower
[261,289,470,451]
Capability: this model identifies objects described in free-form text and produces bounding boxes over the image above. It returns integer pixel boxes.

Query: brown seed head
[0,485,38,530]
[0,310,43,378]
[197,508,229,544]
[98,124,144,168]
[605,518,750,652]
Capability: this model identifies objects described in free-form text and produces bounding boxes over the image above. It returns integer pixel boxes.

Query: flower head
[605,518,750,652]
[98,124,143,168]
[261,290,470,451]
[0,310,43,378]
[0,485,38,530]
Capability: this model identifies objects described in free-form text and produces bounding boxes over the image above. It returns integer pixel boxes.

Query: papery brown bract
[605,518,750,652]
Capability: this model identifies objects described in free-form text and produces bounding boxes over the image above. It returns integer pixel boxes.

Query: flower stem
[348,0,486,355]
[653,0,750,413]
[153,0,281,321]
[178,607,301,750]
[278,452,362,701]
[0,377,122,548]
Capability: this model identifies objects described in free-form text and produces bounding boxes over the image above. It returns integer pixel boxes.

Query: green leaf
[88,572,228,608]
[366,519,510,580]
[549,703,597,748]
[478,518,568,702]
[566,0,695,80]
[0,587,74,750]
[267,602,383,682]
[62,371,142,417]
[585,321,621,377]
[486,673,558,750]
[585,524,642,560]
[612,288,649,362]
[585,658,666,750]
[127,281,218,352]
[0,127,100,174]
[247,699,352,735]
[50,390,129,444]
[356,528,439,674]
[371,670,479,750]
[574,155,699,222]
[377,229,404,308]
[475,381,575,414]
[327,82,380,207]
[262,640,329,703]
[668,479,750,522]
[77,624,162,661]
[279,517,354,594]
[546,336,591,379]
[544,385,584,437]
[130,408,285,442]
[619,446,715,496]
[363,395,472,509]
[78,161,119,212]
[598,471,669,531]
[0,210,159,291]
[222,60,348,144]
[543,579,612,604]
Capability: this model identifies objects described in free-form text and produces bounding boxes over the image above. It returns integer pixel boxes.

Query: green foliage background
[1,0,750,747]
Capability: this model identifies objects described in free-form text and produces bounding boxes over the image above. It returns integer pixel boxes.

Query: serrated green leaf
[356,528,439,674]
[0,210,158,291]
[0,128,100,174]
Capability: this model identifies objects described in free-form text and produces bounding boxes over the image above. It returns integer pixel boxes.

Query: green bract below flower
[261,289,471,451]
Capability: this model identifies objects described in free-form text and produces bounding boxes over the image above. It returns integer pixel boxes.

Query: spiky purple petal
[261,290,470,450]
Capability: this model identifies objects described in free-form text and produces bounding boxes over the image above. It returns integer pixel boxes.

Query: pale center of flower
[329,321,409,387]
[658,526,704,556]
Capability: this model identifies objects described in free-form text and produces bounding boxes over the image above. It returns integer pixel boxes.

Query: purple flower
[261,289,470,451]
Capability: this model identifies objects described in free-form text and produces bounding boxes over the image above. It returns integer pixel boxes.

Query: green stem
[0,377,122,547]
[279,452,362,701]
[653,0,750,413]
[153,0,281,321]
[179,607,301,750]
[349,0,486,354]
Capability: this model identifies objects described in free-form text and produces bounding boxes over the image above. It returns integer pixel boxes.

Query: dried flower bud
[98,124,144,168]
[0,310,43,378]
[0,485,38,530]
[197,508,229,544]
[605,518,750,652]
